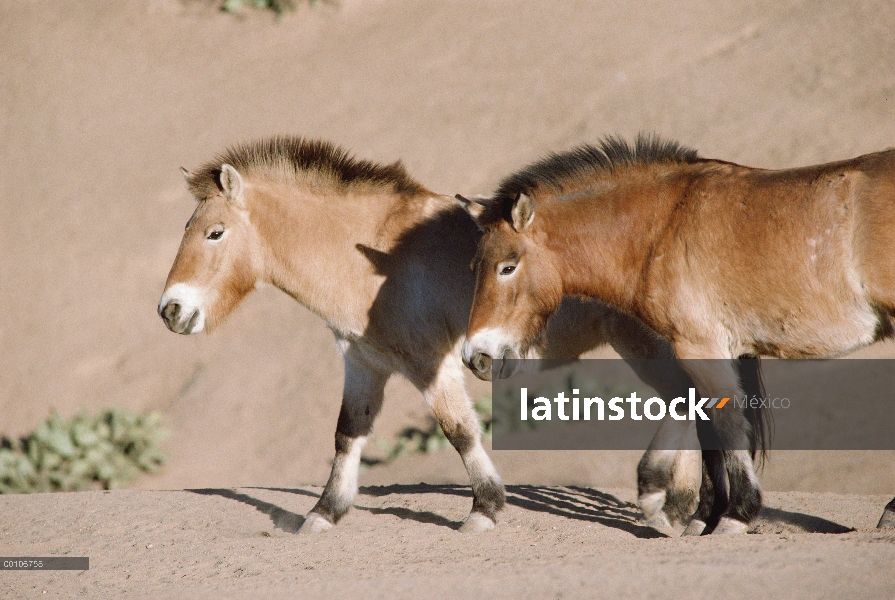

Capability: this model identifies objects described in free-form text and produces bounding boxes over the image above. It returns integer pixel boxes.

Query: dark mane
[480,134,701,226]
[187,136,429,199]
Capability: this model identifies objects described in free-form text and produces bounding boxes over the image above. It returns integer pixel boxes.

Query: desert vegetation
[0,410,167,493]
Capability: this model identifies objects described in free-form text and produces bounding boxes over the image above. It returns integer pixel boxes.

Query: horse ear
[180,167,194,183]
[219,164,245,206]
[454,194,488,230]
[511,193,535,231]
[356,244,392,275]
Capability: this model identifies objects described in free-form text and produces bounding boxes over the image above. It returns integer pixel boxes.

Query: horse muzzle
[463,348,494,381]
[461,331,522,381]
[158,284,206,335]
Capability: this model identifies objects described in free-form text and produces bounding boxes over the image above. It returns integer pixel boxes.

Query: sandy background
[1,0,894,597]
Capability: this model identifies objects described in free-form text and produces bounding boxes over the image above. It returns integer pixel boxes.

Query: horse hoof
[712,517,750,535]
[641,511,674,535]
[459,512,495,533]
[637,492,666,521]
[681,518,707,536]
[877,508,895,529]
[299,513,334,534]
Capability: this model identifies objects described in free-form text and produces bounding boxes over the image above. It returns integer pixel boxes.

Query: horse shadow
[750,506,853,534]
[185,484,655,537]
[187,487,318,534]
[355,484,665,537]
[187,486,458,534]
[186,485,853,537]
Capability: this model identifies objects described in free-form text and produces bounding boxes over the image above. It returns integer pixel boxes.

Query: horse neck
[542,177,670,314]
[246,179,416,336]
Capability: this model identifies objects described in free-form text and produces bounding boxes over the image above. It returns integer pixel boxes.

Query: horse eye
[207,230,224,241]
[500,265,516,276]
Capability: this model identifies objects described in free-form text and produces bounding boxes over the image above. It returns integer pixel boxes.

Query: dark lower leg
[430,383,505,529]
[307,429,368,526]
[679,357,761,533]
[302,349,386,533]
[684,450,727,535]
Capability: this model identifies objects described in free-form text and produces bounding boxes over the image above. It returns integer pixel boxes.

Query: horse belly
[666,246,880,359]
[743,289,880,358]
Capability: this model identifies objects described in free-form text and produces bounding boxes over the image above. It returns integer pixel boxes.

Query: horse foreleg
[300,343,388,534]
[600,311,706,532]
[424,356,505,532]
[878,497,895,528]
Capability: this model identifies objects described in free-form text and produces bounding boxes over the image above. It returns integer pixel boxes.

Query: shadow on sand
[186,484,853,537]
[187,487,315,534]
[360,484,665,538]
[186,484,658,537]
[751,507,854,534]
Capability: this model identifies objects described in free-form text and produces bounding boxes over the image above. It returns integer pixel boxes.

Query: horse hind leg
[664,450,702,523]
[678,355,762,535]
[637,418,701,531]
[637,449,701,531]
[681,446,727,535]
[636,450,675,531]
[300,343,388,534]
[424,356,505,532]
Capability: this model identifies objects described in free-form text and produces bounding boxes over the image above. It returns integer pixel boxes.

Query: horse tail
[736,355,772,469]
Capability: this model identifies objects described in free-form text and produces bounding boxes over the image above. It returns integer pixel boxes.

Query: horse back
[644,150,895,356]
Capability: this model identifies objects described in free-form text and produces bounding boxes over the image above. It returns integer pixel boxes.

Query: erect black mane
[187,136,428,199]
[478,134,700,227]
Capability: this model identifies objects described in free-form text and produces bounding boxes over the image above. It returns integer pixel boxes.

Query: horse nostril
[162,302,181,324]
[471,352,492,376]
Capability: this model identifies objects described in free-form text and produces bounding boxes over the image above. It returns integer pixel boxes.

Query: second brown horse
[460,135,895,534]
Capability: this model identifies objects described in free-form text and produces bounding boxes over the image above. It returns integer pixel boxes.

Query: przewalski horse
[158,137,759,533]
[460,134,895,534]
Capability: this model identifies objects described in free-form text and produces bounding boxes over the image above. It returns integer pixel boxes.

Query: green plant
[221,0,332,14]
[222,0,293,14]
[0,409,168,494]
[367,398,492,465]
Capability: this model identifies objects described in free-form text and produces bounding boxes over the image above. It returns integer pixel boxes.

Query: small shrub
[221,0,329,14]
[222,0,294,14]
[368,398,492,465]
[0,410,168,494]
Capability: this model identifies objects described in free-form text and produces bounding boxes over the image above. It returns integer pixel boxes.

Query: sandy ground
[2,0,895,597]
[2,486,894,599]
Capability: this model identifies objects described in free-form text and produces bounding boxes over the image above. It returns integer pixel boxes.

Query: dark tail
[736,355,772,468]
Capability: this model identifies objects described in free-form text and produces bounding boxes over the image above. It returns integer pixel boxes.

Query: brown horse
[460,135,895,534]
[158,137,759,533]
